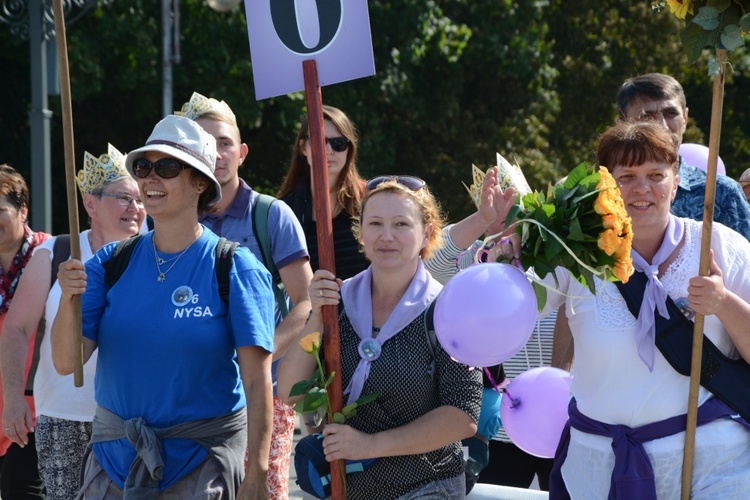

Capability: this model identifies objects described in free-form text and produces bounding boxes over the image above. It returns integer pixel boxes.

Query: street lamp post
[161,0,241,116]
[0,0,100,232]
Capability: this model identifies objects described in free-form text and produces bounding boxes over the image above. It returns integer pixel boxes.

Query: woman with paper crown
[179,91,315,500]
[51,115,276,498]
[277,105,370,280]
[1,145,145,500]
[278,177,483,499]
[0,164,49,498]
[488,121,750,498]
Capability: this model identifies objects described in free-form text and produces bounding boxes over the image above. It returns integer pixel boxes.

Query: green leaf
[289,377,318,397]
[505,205,523,227]
[692,7,720,30]
[720,24,745,51]
[532,281,547,311]
[341,403,358,417]
[299,388,329,413]
[564,163,588,189]
[332,412,346,424]
[705,0,730,12]
[740,13,750,32]
[568,217,585,241]
[680,22,717,63]
[353,392,380,407]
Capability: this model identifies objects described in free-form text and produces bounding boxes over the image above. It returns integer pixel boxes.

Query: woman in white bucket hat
[52,115,275,499]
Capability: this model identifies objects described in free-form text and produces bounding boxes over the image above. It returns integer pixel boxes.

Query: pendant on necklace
[156,257,166,265]
[157,273,166,282]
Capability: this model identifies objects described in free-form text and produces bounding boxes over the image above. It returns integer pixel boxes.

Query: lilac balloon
[679,143,726,175]
[500,367,572,458]
[434,263,537,367]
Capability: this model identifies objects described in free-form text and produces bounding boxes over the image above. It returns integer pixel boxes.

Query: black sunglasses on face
[132,158,187,179]
[307,136,350,153]
[365,175,426,191]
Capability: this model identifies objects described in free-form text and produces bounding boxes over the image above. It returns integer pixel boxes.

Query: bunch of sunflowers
[503,163,633,308]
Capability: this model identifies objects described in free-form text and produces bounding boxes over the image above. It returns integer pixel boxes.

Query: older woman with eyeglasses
[278,176,482,499]
[0,145,145,500]
[51,116,276,499]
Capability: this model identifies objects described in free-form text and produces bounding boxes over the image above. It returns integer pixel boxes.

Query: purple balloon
[434,263,537,367]
[679,143,726,175]
[500,367,572,458]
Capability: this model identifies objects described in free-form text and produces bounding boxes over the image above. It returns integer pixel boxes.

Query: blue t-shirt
[200,179,309,390]
[82,227,275,490]
[673,158,750,240]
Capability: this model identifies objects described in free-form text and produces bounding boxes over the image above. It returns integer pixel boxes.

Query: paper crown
[77,144,130,194]
[463,153,532,209]
[495,153,531,195]
[174,92,237,125]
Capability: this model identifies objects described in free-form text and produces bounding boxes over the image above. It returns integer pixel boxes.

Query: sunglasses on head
[132,158,188,179]
[365,175,426,191]
[308,136,350,153]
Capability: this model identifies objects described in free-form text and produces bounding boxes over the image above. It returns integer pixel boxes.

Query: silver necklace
[153,236,195,282]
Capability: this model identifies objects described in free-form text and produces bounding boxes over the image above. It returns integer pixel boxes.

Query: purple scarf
[340,260,442,404]
[630,215,684,371]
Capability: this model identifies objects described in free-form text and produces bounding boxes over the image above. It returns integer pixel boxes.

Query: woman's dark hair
[189,169,218,215]
[277,105,365,216]
[597,121,679,173]
[0,164,30,210]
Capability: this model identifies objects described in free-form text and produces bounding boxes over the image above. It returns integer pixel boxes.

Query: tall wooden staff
[680,48,727,499]
[303,59,345,499]
[51,0,84,387]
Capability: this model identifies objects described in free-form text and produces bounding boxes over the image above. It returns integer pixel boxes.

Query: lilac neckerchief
[630,215,685,371]
[340,260,442,405]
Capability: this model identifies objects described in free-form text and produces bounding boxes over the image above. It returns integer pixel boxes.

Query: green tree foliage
[1,0,748,233]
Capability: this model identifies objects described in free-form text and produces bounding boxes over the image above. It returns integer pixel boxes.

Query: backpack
[26,234,73,395]
[102,234,239,304]
[294,433,377,499]
[251,193,289,318]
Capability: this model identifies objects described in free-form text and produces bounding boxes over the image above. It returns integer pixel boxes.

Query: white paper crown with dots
[77,144,130,194]
[175,92,237,125]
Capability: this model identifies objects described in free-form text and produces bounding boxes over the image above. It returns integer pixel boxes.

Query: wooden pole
[51,0,83,387]
[680,48,726,500]
[303,59,345,499]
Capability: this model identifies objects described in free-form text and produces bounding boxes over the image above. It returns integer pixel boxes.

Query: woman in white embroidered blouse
[522,121,750,499]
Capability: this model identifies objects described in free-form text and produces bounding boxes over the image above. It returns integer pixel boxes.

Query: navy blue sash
[616,271,750,422]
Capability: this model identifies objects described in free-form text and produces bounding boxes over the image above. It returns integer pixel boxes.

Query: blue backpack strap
[252,193,289,318]
[215,237,239,305]
[103,234,144,288]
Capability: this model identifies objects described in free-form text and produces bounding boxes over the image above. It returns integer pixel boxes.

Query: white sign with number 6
[244,0,376,100]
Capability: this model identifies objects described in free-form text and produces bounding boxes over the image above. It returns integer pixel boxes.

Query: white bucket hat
[125,115,222,206]
[740,167,750,185]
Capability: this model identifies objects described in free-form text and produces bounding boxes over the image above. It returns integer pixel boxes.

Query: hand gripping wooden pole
[680,48,726,500]
[52,0,84,387]
[303,59,345,499]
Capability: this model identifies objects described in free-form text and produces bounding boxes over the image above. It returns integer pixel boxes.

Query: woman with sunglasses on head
[0,164,49,499]
[277,105,369,281]
[1,145,145,500]
[51,115,276,499]
[278,176,482,499]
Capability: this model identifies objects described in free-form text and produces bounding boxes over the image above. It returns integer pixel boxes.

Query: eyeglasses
[307,136,350,153]
[132,158,187,179]
[365,175,426,191]
[100,192,145,209]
